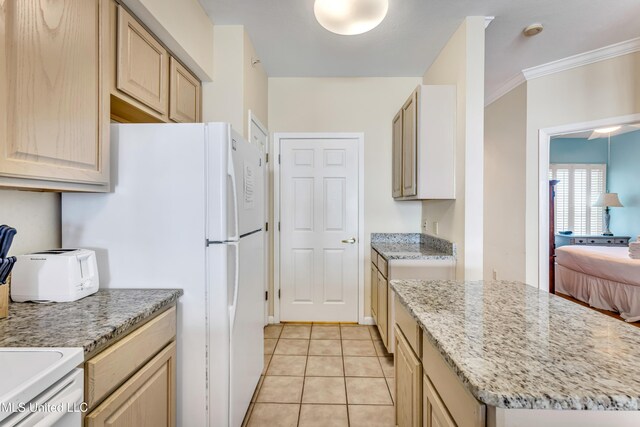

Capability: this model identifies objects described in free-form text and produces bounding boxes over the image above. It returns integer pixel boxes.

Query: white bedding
[555,245,640,322]
[555,245,640,287]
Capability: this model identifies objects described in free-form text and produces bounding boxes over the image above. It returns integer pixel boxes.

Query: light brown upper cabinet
[402,91,418,197]
[392,85,456,200]
[392,110,403,198]
[0,0,110,191]
[116,5,169,117]
[109,2,201,124]
[169,57,201,123]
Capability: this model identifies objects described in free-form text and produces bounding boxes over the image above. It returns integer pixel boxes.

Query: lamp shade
[593,193,624,208]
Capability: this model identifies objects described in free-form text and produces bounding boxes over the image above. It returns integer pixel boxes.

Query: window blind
[550,164,606,235]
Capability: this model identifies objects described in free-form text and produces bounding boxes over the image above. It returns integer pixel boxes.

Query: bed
[555,245,640,322]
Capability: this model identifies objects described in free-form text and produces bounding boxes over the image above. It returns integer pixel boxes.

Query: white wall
[0,191,60,255]
[268,77,423,317]
[202,26,268,138]
[421,17,486,280]
[523,51,640,286]
[484,83,527,282]
[202,26,244,131]
[123,0,214,80]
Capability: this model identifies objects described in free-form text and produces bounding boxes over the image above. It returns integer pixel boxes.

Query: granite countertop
[390,279,640,411]
[0,289,182,356]
[371,232,455,261]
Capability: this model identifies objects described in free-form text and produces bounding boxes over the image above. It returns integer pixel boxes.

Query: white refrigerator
[62,123,265,427]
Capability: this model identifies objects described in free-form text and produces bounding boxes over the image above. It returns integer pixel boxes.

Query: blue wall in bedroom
[609,131,640,241]
[551,130,640,241]
[550,138,608,164]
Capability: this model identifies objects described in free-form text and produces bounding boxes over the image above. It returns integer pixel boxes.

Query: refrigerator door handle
[227,145,240,241]
[228,241,240,333]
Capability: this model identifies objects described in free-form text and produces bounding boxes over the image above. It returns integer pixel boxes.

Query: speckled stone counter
[371,233,455,261]
[0,289,182,357]
[390,279,640,410]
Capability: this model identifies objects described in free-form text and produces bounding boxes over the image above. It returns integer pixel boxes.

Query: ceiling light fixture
[593,126,621,134]
[314,0,389,36]
[523,23,543,37]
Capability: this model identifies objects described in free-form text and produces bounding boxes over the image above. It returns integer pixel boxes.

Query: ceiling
[199,0,640,100]
[553,124,640,140]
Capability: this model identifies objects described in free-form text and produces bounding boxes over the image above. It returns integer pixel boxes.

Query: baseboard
[360,316,375,325]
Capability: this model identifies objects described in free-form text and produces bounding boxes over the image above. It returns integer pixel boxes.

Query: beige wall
[484,51,640,287]
[123,0,214,80]
[268,77,423,317]
[484,83,527,282]
[0,191,60,255]
[524,52,640,285]
[202,26,244,131]
[421,17,486,280]
[243,31,268,132]
[202,26,268,138]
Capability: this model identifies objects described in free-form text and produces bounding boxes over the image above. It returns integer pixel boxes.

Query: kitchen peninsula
[391,279,640,427]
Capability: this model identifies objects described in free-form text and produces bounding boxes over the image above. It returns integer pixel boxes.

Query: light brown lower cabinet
[377,272,388,345]
[395,326,422,427]
[84,306,177,427]
[85,342,176,427]
[424,375,456,427]
[371,264,378,323]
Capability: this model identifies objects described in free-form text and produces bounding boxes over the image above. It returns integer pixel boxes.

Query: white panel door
[249,115,270,326]
[280,138,359,322]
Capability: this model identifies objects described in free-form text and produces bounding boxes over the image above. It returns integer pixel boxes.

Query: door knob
[341,237,356,244]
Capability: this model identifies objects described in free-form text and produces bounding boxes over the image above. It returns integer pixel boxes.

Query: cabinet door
[117,5,169,115]
[169,57,201,123]
[371,264,378,322]
[402,90,418,197]
[392,110,403,198]
[86,341,176,427]
[377,272,388,347]
[424,375,456,427]
[0,0,110,189]
[395,327,423,427]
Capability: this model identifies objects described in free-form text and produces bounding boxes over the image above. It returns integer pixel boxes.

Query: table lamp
[593,193,623,236]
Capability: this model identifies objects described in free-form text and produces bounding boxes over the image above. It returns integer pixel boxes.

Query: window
[549,164,606,235]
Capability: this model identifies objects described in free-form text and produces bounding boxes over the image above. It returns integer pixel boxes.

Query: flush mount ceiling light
[314,0,389,35]
[593,126,621,134]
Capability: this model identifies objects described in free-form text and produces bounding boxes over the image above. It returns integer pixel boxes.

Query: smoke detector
[523,23,544,37]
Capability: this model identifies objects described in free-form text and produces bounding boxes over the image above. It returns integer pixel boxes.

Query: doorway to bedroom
[543,121,640,324]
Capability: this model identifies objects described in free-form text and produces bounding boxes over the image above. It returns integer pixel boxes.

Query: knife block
[0,274,9,319]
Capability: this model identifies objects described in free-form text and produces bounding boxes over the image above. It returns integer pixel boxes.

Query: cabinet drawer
[371,248,379,267]
[395,298,421,356]
[378,255,388,278]
[117,5,169,115]
[86,341,176,427]
[86,306,177,408]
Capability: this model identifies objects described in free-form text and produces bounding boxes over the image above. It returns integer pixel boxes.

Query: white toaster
[11,249,100,302]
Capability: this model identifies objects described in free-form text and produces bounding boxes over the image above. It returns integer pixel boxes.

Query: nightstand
[555,234,630,248]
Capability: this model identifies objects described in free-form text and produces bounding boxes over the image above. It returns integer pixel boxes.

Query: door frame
[537,112,640,292]
[273,132,365,324]
[248,110,270,325]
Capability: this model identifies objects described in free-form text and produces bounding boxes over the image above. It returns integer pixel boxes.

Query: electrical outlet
[422,220,429,232]
[492,269,498,280]
[432,221,439,235]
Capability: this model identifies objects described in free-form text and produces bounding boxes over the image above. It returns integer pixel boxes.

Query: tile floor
[243,323,395,427]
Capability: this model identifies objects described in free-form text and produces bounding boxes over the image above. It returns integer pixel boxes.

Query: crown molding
[522,37,640,80]
[485,72,526,107]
